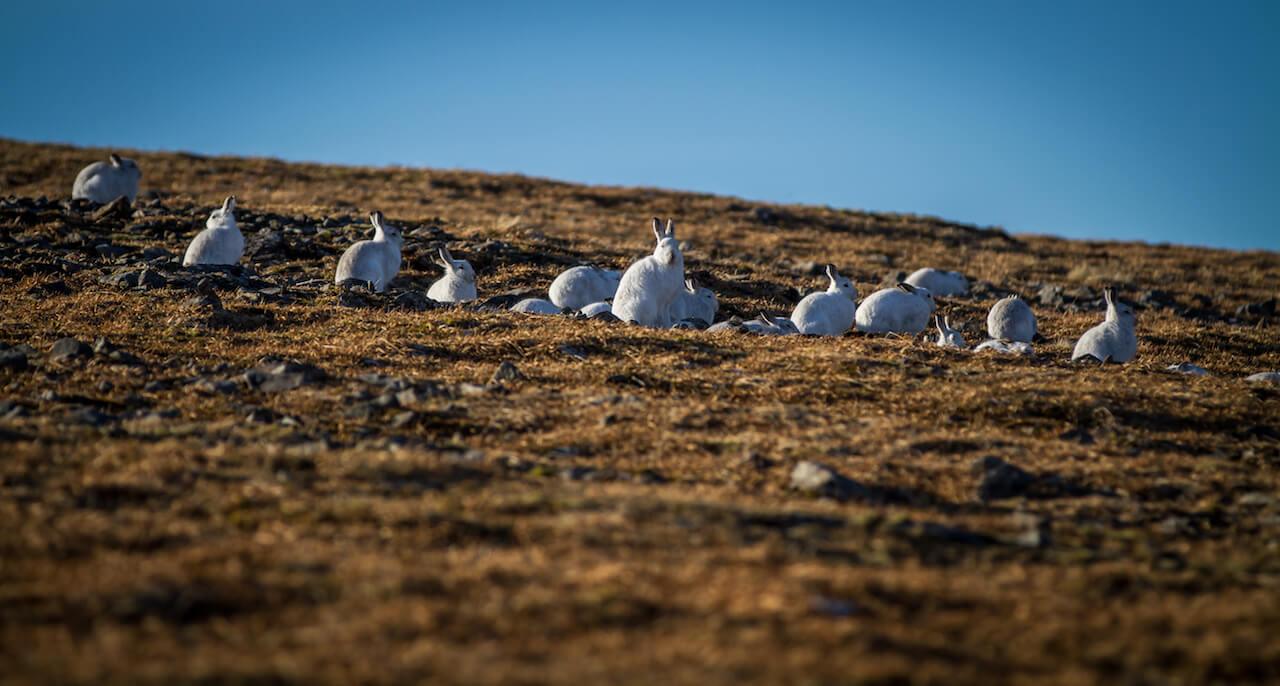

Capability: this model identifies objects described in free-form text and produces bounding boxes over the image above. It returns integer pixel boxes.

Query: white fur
[427,246,477,303]
[933,315,967,349]
[579,301,612,317]
[790,264,857,336]
[183,196,244,266]
[1246,371,1280,383]
[1072,288,1137,363]
[987,295,1037,342]
[669,278,718,325]
[511,298,561,315]
[974,339,1034,355]
[611,218,685,328]
[549,266,622,310]
[855,283,936,334]
[905,268,969,296]
[743,314,800,336]
[334,211,403,292]
[72,153,141,203]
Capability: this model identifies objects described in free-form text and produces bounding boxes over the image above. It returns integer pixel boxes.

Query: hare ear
[222,196,236,212]
[756,312,771,323]
[1104,287,1114,305]
[108,153,122,167]
[664,219,676,238]
[825,264,837,281]
[436,247,451,268]
[651,217,663,242]
[370,210,384,230]
[944,316,952,329]
[934,314,944,332]
[684,278,695,291]
[897,282,916,294]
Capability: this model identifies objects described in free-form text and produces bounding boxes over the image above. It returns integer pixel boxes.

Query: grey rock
[972,456,1036,501]
[49,337,91,362]
[789,461,871,501]
[0,348,29,371]
[490,361,521,384]
[243,359,326,392]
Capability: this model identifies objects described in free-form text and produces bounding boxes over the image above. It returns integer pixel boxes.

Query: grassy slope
[1,138,1279,685]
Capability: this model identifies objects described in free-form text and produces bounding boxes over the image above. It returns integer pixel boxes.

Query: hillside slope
[1,138,1279,685]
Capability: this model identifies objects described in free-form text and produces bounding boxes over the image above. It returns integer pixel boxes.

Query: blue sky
[1,1,1276,250]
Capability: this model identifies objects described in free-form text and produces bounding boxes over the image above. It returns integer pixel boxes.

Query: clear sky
[1,1,1276,250]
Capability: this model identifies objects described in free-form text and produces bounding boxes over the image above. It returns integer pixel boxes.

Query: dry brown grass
[1,138,1279,685]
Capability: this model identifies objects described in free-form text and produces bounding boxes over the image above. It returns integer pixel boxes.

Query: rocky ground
[1,137,1279,685]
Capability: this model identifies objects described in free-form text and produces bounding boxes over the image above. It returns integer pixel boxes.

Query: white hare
[743,313,800,335]
[790,264,857,336]
[974,339,1033,355]
[905,268,969,296]
[183,196,243,266]
[933,315,967,349]
[579,301,612,317]
[549,266,622,310]
[855,283,936,334]
[987,295,1037,342]
[334,211,403,292]
[427,246,477,303]
[72,153,142,204]
[669,278,718,325]
[1072,287,1137,363]
[611,218,684,328]
[511,298,561,315]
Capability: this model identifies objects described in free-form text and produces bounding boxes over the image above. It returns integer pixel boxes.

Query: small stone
[90,196,132,222]
[65,407,113,427]
[1245,371,1280,384]
[49,337,91,362]
[242,358,326,392]
[789,461,871,501]
[490,361,521,384]
[971,456,1036,501]
[0,348,29,371]
[1166,362,1210,376]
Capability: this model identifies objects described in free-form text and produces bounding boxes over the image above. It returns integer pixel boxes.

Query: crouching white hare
[72,153,142,204]
[790,264,857,336]
[549,266,622,310]
[987,295,1037,342]
[334,211,403,292]
[933,315,967,349]
[611,218,685,328]
[427,246,477,303]
[1072,287,1137,363]
[855,283,936,335]
[905,268,969,296]
[669,278,718,325]
[183,196,243,266]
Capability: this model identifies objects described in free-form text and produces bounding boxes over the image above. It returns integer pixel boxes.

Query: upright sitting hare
[334,211,403,292]
[1072,287,1137,363]
[790,264,857,336]
[183,196,243,266]
[427,246,477,303]
[612,218,685,328]
[72,153,141,204]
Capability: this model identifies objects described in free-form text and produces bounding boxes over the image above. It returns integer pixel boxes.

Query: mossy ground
[1,138,1279,684]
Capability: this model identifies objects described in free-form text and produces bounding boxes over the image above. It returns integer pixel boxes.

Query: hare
[974,339,1033,355]
[72,153,142,204]
[1072,287,1137,363]
[183,196,243,266]
[427,246,477,302]
[987,295,1037,342]
[1246,371,1280,383]
[855,283,936,334]
[611,218,685,328]
[334,211,403,292]
[743,313,800,336]
[790,264,857,336]
[669,278,718,326]
[933,315,967,349]
[905,268,969,296]
[511,298,561,315]
[548,265,622,310]
[579,301,612,317]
